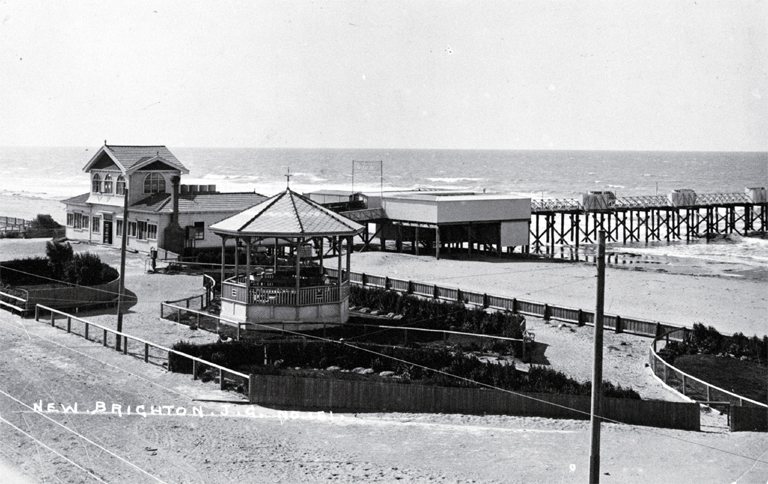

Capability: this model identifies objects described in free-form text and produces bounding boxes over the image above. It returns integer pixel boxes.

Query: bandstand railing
[221,278,349,306]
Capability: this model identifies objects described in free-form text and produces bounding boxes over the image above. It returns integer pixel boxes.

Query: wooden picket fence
[327,268,686,341]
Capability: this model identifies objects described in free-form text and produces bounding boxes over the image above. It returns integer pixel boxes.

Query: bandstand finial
[285,168,292,188]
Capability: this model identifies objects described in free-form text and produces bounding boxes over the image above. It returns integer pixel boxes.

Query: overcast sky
[1,1,766,151]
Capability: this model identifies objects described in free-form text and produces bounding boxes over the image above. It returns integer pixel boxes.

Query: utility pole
[115,179,129,351]
[589,230,606,484]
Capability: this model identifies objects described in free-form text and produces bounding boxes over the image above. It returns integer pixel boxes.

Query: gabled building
[62,144,266,254]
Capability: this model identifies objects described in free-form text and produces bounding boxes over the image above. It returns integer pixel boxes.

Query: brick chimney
[163,174,186,255]
[171,175,180,225]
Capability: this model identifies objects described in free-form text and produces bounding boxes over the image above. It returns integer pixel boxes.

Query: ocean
[1,147,766,269]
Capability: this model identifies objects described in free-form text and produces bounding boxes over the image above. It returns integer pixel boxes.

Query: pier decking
[529,191,767,251]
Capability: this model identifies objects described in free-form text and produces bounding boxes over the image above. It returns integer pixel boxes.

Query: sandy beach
[1,231,766,482]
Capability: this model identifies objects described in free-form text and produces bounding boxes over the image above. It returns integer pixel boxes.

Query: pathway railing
[648,327,767,409]
[327,268,684,340]
[0,288,29,315]
[160,302,251,340]
[34,304,256,401]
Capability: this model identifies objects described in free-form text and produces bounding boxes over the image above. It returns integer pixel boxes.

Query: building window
[194,221,205,240]
[92,216,100,233]
[73,213,82,229]
[116,175,126,196]
[143,173,166,194]
[103,175,113,194]
[148,223,158,240]
[82,216,89,231]
[128,221,137,237]
[66,213,74,227]
[137,221,147,240]
[116,220,123,237]
[92,174,101,193]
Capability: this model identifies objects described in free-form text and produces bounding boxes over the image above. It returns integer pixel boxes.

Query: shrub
[169,339,640,399]
[46,241,73,280]
[64,252,118,286]
[349,285,525,339]
[31,214,61,229]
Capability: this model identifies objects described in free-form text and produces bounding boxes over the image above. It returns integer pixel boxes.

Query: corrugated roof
[210,188,364,237]
[130,192,267,214]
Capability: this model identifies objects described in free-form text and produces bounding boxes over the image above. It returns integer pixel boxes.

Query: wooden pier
[529,192,768,252]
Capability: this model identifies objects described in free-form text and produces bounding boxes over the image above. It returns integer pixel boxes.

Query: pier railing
[326,268,682,340]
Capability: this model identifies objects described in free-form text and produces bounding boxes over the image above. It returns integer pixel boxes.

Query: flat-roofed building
[305,188,532,258]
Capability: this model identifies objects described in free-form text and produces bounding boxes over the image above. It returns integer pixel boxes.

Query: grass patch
[673,354,767,404]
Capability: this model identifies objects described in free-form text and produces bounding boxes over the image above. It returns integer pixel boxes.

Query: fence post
[681,374,686,395]
[35,305,39,321]
[219,369,225,390]
[615,315,623,334]
[385,276,390,290]
[248,374,256,404]
[577,309,584,326]
[362,273,367,287]
[123,336,128,355]
[457,289,463,303]
[103,329,107,347]
[85,323,89,340]
[193,360,198,380]
[543,304,550,321]
[407,280,414,294]
[66,316,71,333]
[144,343,149,363]
[433,285,439,299]
[511,298,517,314]
[50,312,55,327]
[483,294,489,309]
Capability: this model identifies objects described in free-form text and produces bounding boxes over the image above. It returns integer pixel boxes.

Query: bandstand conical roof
[209,188,364,238]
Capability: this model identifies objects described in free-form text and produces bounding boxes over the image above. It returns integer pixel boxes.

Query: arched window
[103,174,113,194]
[143,173,166,194]
[116,175,126,196]
[92,173,101,193]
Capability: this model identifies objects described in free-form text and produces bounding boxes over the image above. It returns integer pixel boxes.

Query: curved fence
[648,328,767,409]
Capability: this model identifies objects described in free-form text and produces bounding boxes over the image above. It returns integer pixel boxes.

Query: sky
[0,0,766,151]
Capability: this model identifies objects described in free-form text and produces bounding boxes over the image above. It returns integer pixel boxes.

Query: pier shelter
[210,188,364,328]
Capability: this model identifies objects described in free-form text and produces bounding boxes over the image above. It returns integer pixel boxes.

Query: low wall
[249,375,700,431]
[731,405,768,432]
[21,276,120,311]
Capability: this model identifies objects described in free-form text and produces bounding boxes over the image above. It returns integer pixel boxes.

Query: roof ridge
[237,190,284,232]
[297,190,360,230]
[287,189,305,234]
[106,144,168,148]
